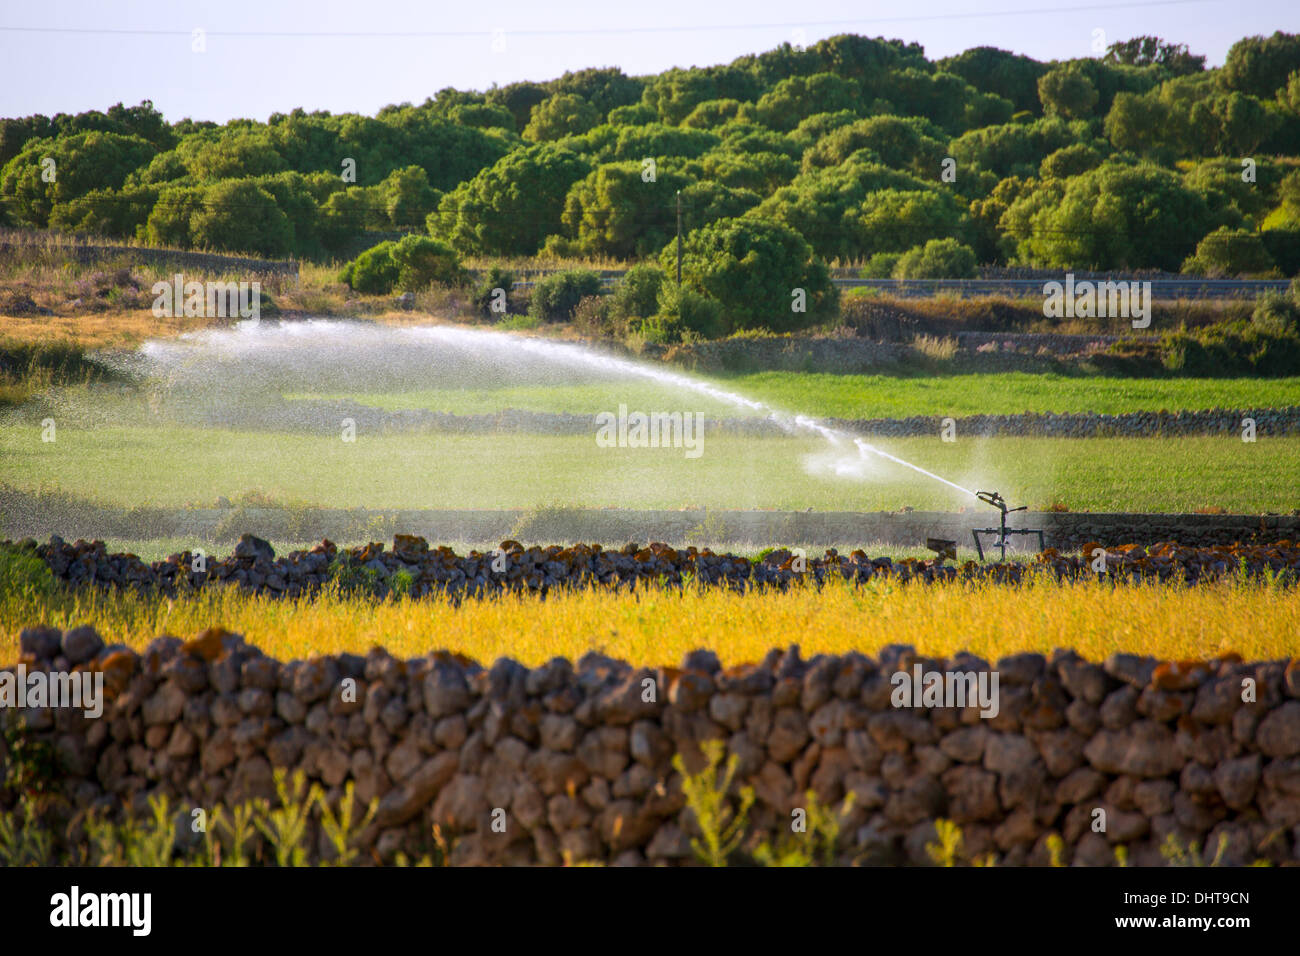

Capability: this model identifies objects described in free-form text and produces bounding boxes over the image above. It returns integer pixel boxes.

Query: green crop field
[2,424,1295,514]
[289,373,1300,420]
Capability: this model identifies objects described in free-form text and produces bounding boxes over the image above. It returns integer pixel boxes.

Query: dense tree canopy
[1,32,1298,276]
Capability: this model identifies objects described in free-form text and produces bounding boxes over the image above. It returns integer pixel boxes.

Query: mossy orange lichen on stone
[96,648,138,699]
[1151,659,1213,691]
[183,626,231,662]
[393,534,428,554]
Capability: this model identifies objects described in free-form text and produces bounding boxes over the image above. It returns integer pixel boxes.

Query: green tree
[429,143,590,256]
[188,179,293,256]
[938,47,1048,114]
[801,115,947,175]
[523,94,601,142]
[752,74,862,131]
[449,102,517,132]
[1003,160,1213,270]
[48,184,158,238]
[141,185,206,247]
[1221,32,1300,98]
[1039,143,1104,179]
[661,217,836,332]
[608,264,664,321]
[1104,36,1205,74]
[0,130,157,227]
[177,129,286,181]
[486,81,549,133]
[694,149,796,195]
[561,161,691,258]
[378,165,438,228]
[680,99,744,129]
[950,116,1086,178]
[855,188,969,255]
[1103,91,1173,155]
[1038,64,1100,119]
[547,67,644,117]
[752,154,932,259]
[1182,227,1276,276]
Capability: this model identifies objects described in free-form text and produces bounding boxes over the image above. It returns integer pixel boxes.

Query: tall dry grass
[4,575,1296,667]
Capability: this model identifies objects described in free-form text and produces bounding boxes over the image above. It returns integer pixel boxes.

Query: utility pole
[675,190,682,285]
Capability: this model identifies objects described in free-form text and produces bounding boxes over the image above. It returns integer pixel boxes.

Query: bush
[527,269,605,322]
[656,282,727,339]
[338,234,464,294]
[471,266,516,317]
[1182,227,1276,277]
[860,252,901,278]
[1161,333,1214,374]
[571,294,614,336]
[608,264,664,321]
[893,239,978,278]
[390,234,465,290]
[338,241,400,294]
[1252,291,1300,334]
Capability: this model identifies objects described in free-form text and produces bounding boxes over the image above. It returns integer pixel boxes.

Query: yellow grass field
[5,577,1298,668]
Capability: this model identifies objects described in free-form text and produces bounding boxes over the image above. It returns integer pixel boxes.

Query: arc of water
[135,320,979,501]
[404,325,979,500]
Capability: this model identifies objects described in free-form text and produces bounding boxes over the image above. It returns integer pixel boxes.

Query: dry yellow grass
[0,309,219,348]
[4,577,1298,668]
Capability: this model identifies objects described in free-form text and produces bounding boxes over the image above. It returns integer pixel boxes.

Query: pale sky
[2,0,1296,123]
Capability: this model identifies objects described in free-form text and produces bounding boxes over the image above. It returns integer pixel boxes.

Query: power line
[0,0,1230,41]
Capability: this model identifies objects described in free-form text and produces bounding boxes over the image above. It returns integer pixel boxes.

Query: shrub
[1251,291,1300,334]
[1161,333,1214,374]
[860,252,902,278]
[656,281,726,339]
[1183,227,1277,277]
[390,234,464,290]
[471,266,516,317]
[338,235,464,294]
[338,241,400,294]
[571,294,614,336]
[608,264,664,322]
[527,269,604,322]
[893,239,978,279]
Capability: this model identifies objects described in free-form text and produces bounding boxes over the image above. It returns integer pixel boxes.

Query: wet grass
[291,373,1300,420]
[1,424,1295,514]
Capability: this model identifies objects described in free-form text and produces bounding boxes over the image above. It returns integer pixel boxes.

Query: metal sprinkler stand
[971,490,1045,562]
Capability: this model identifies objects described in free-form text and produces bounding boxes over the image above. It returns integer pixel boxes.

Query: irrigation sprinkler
[971,490,1045,562]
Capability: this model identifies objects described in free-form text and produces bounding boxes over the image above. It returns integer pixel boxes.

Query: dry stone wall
[6,626,1300,866]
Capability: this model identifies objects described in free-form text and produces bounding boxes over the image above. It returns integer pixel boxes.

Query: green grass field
[288,373,1300,420]
[3,424,1295,514]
